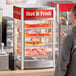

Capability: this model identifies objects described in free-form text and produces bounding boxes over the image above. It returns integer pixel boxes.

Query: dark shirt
[54,26,76,76]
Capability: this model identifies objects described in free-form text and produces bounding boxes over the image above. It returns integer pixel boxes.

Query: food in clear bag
[25,23,51,28]
[16,48,49,56]
[25,41,43,45]
[25,33,52,37]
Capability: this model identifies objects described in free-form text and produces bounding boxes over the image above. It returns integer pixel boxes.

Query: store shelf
[25,36,52,38]
[17,44,52,48]
[17,42,57,46]
[25,27,51,30]
[25,45,51,47]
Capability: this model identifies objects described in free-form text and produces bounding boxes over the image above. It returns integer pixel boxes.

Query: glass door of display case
[58,3,74,52]
[51,2,74,54]
[13,6,56,70]
[59,12,72,44]
[24,20,54,68]
[0,8,3,46]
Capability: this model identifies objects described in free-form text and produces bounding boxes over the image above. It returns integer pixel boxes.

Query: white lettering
[26,12,35,16]
[25,11,52,17]
[36,12,40,16]
[40,11,51,16]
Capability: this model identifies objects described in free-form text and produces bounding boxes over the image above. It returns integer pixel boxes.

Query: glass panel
[59,12,72,44]
[0,8,3,45]
[58,11,72,64]
[23,20,55,68]
[55,12,72,64]
[14,19,56,69]
[14,19,22,69]
[55,23,59,63]
[14,13,56,69]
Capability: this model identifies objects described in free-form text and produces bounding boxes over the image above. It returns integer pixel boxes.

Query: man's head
[71,4,76,26]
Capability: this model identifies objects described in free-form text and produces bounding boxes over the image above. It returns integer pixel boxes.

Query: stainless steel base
[16,56,55,69]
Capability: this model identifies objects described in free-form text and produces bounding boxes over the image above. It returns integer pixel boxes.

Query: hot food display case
[13,5,56,69]
[51,1,74,52]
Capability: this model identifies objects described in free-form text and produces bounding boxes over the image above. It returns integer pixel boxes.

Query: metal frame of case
[0,8,3,46]
[13,6,56,70]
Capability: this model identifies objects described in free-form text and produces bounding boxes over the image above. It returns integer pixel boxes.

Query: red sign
[24,10,53,19]
[51,2,57,8]
[59,3,74,12]
[13,6,21,19]
[51,2,57,11]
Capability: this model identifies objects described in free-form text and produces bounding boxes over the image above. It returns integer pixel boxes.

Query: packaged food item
[16,48,21,53]
[44,32,52,36]
[59,16,67,21]
[25,48,49,56]
[25,33,30,37]
[25,41,43,45]
[25,33,52,37]
[25,48,32,55]
[16,47,49,56]
[25,23,51,28]
[31,38,40,41]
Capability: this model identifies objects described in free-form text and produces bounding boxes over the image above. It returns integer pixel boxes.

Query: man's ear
[72,13,75,19]
[73,14,76,19]
[74,15,76,19]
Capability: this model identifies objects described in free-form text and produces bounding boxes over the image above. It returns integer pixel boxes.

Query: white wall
[38,0,76,5]
[0,0,76,18]
[0,0,13,17]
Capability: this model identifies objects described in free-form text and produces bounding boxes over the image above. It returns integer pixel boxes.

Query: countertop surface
[0,68,55,76]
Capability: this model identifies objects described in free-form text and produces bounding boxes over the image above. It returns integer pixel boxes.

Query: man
[54,4,76,76]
